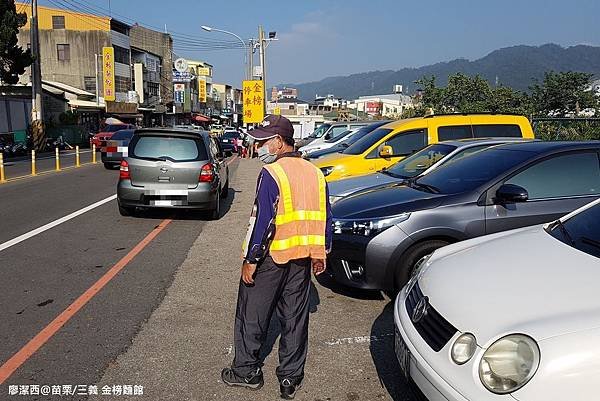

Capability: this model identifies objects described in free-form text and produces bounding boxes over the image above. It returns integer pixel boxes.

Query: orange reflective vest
[263,157,328,264]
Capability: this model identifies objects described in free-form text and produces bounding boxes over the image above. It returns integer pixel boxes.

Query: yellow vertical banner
[102,47,115,101]
[274,107,281,115]
[198,79,207,103]
[242,80,265,123]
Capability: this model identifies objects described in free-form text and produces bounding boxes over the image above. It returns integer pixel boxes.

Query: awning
[193,114,210,122]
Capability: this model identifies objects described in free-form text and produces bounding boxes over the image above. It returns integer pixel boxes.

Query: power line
[46,0,112,31]
[64,0,246,46]
[45,0,248,51]
[17,0,32,13]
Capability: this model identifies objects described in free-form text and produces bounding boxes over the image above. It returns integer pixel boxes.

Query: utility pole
[248,39,254,81]
[95,54,100,106]
[30,0,45,150]
[258,26,266,114]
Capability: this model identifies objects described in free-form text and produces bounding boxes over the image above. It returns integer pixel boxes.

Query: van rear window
[438,124,524,141]
[473,124,522,138]
[131,136,207,162]
[438,125,472,141]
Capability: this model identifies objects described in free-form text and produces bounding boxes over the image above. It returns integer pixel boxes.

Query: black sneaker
[280,377,303,399]
[221,367,264,390]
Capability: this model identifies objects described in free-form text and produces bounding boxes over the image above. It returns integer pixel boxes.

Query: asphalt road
[0,158,239,400]
[0,157,417,401]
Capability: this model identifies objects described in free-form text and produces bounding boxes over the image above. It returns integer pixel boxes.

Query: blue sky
[39,0,600,87]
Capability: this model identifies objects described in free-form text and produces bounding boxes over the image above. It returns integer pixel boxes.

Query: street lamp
[201,25,249,80]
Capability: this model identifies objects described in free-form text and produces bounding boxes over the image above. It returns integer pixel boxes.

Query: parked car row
[303,113,600,400]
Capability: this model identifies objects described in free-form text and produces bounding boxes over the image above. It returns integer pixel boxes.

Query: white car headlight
[332,213,410,237]
[451,333,477,365]
[479,334,540,394]
[321,166,334,176]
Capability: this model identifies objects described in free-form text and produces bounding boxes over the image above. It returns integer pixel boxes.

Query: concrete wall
[130,26,173,104]
[18,29,111,91]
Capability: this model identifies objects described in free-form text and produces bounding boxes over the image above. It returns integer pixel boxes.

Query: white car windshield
[548,201,600,259]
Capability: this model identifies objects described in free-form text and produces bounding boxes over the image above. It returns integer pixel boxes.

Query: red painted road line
[226,155,238,166]
[0,218,172,384]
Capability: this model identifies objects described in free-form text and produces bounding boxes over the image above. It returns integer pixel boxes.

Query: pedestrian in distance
[221,115,332,400]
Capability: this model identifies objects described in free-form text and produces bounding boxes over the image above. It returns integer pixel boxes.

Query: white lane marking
[222,333,394,355]
[0,194,117,253]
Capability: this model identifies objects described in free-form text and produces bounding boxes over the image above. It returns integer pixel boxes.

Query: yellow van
[313,114,535,181]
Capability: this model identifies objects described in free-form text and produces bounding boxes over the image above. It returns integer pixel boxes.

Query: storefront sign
[242,80,264,124]
[198,79,207,103]
[106,101,138,114]
[102,47,115,102]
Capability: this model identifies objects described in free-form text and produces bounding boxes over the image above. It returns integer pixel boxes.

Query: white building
[349,93,413,118]
[267,98,310,116]
[314,94,348,109]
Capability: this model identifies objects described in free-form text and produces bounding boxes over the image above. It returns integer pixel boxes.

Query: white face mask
[258,138,278,164]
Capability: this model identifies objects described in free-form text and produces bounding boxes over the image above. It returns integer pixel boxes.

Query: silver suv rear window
[132,136,207,161]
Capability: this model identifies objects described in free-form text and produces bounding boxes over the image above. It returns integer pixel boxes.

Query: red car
[91,124,135,150]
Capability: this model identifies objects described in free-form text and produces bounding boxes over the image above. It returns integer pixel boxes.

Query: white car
[394,197,600,401]
[299,128,357,155]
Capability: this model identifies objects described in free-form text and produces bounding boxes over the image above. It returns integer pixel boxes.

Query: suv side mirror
[495,184,528,204]
[379,145,393,158]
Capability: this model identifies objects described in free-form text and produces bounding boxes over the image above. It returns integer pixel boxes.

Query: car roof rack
[423,112,525,118]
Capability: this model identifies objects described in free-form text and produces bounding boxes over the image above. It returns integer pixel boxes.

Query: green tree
[529,71,598,117]
[443,73,490,112]
[411,73,532,116]
[414,76,443,110]
[0,0,32,84]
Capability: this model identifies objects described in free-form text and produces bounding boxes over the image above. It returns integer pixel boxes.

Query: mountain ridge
[277,44,600,100]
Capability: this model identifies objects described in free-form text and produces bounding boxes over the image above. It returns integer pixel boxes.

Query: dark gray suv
[329,141,600,290]
[117,129,229,219]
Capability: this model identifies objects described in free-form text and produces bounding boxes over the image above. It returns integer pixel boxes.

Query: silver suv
[117,129,229,219]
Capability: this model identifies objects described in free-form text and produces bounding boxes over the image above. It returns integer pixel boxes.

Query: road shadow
[315,271,385,301]
[128,186,240,221]
[370,301,418,401]
[258,281,321,365]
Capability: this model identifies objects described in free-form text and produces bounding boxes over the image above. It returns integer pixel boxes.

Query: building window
[84,76,96,92]
[113,45,129,65]
[115,76,131,93]
[147,82,159,97]
[52,15,65,29]
[57,44,70,61]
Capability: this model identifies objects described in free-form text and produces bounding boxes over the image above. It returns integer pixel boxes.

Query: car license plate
[222,139,229,143]
[395,328,411,379]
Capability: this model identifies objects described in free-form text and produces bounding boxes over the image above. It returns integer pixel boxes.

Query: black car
[220,131,240,156]
[306,121,391,159]
[328,141,600,291]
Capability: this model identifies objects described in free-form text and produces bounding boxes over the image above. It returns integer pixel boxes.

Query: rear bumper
[117,180,218,210]
[101,154,123,164]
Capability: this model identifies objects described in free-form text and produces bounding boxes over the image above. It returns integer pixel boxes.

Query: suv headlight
[479,334,540,394]
[321,166,334,176]
[332,213,410,237]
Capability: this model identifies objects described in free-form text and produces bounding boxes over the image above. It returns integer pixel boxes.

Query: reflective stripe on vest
[268,163,293,214]
[269,234,326,251]
[268,163,327,225]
